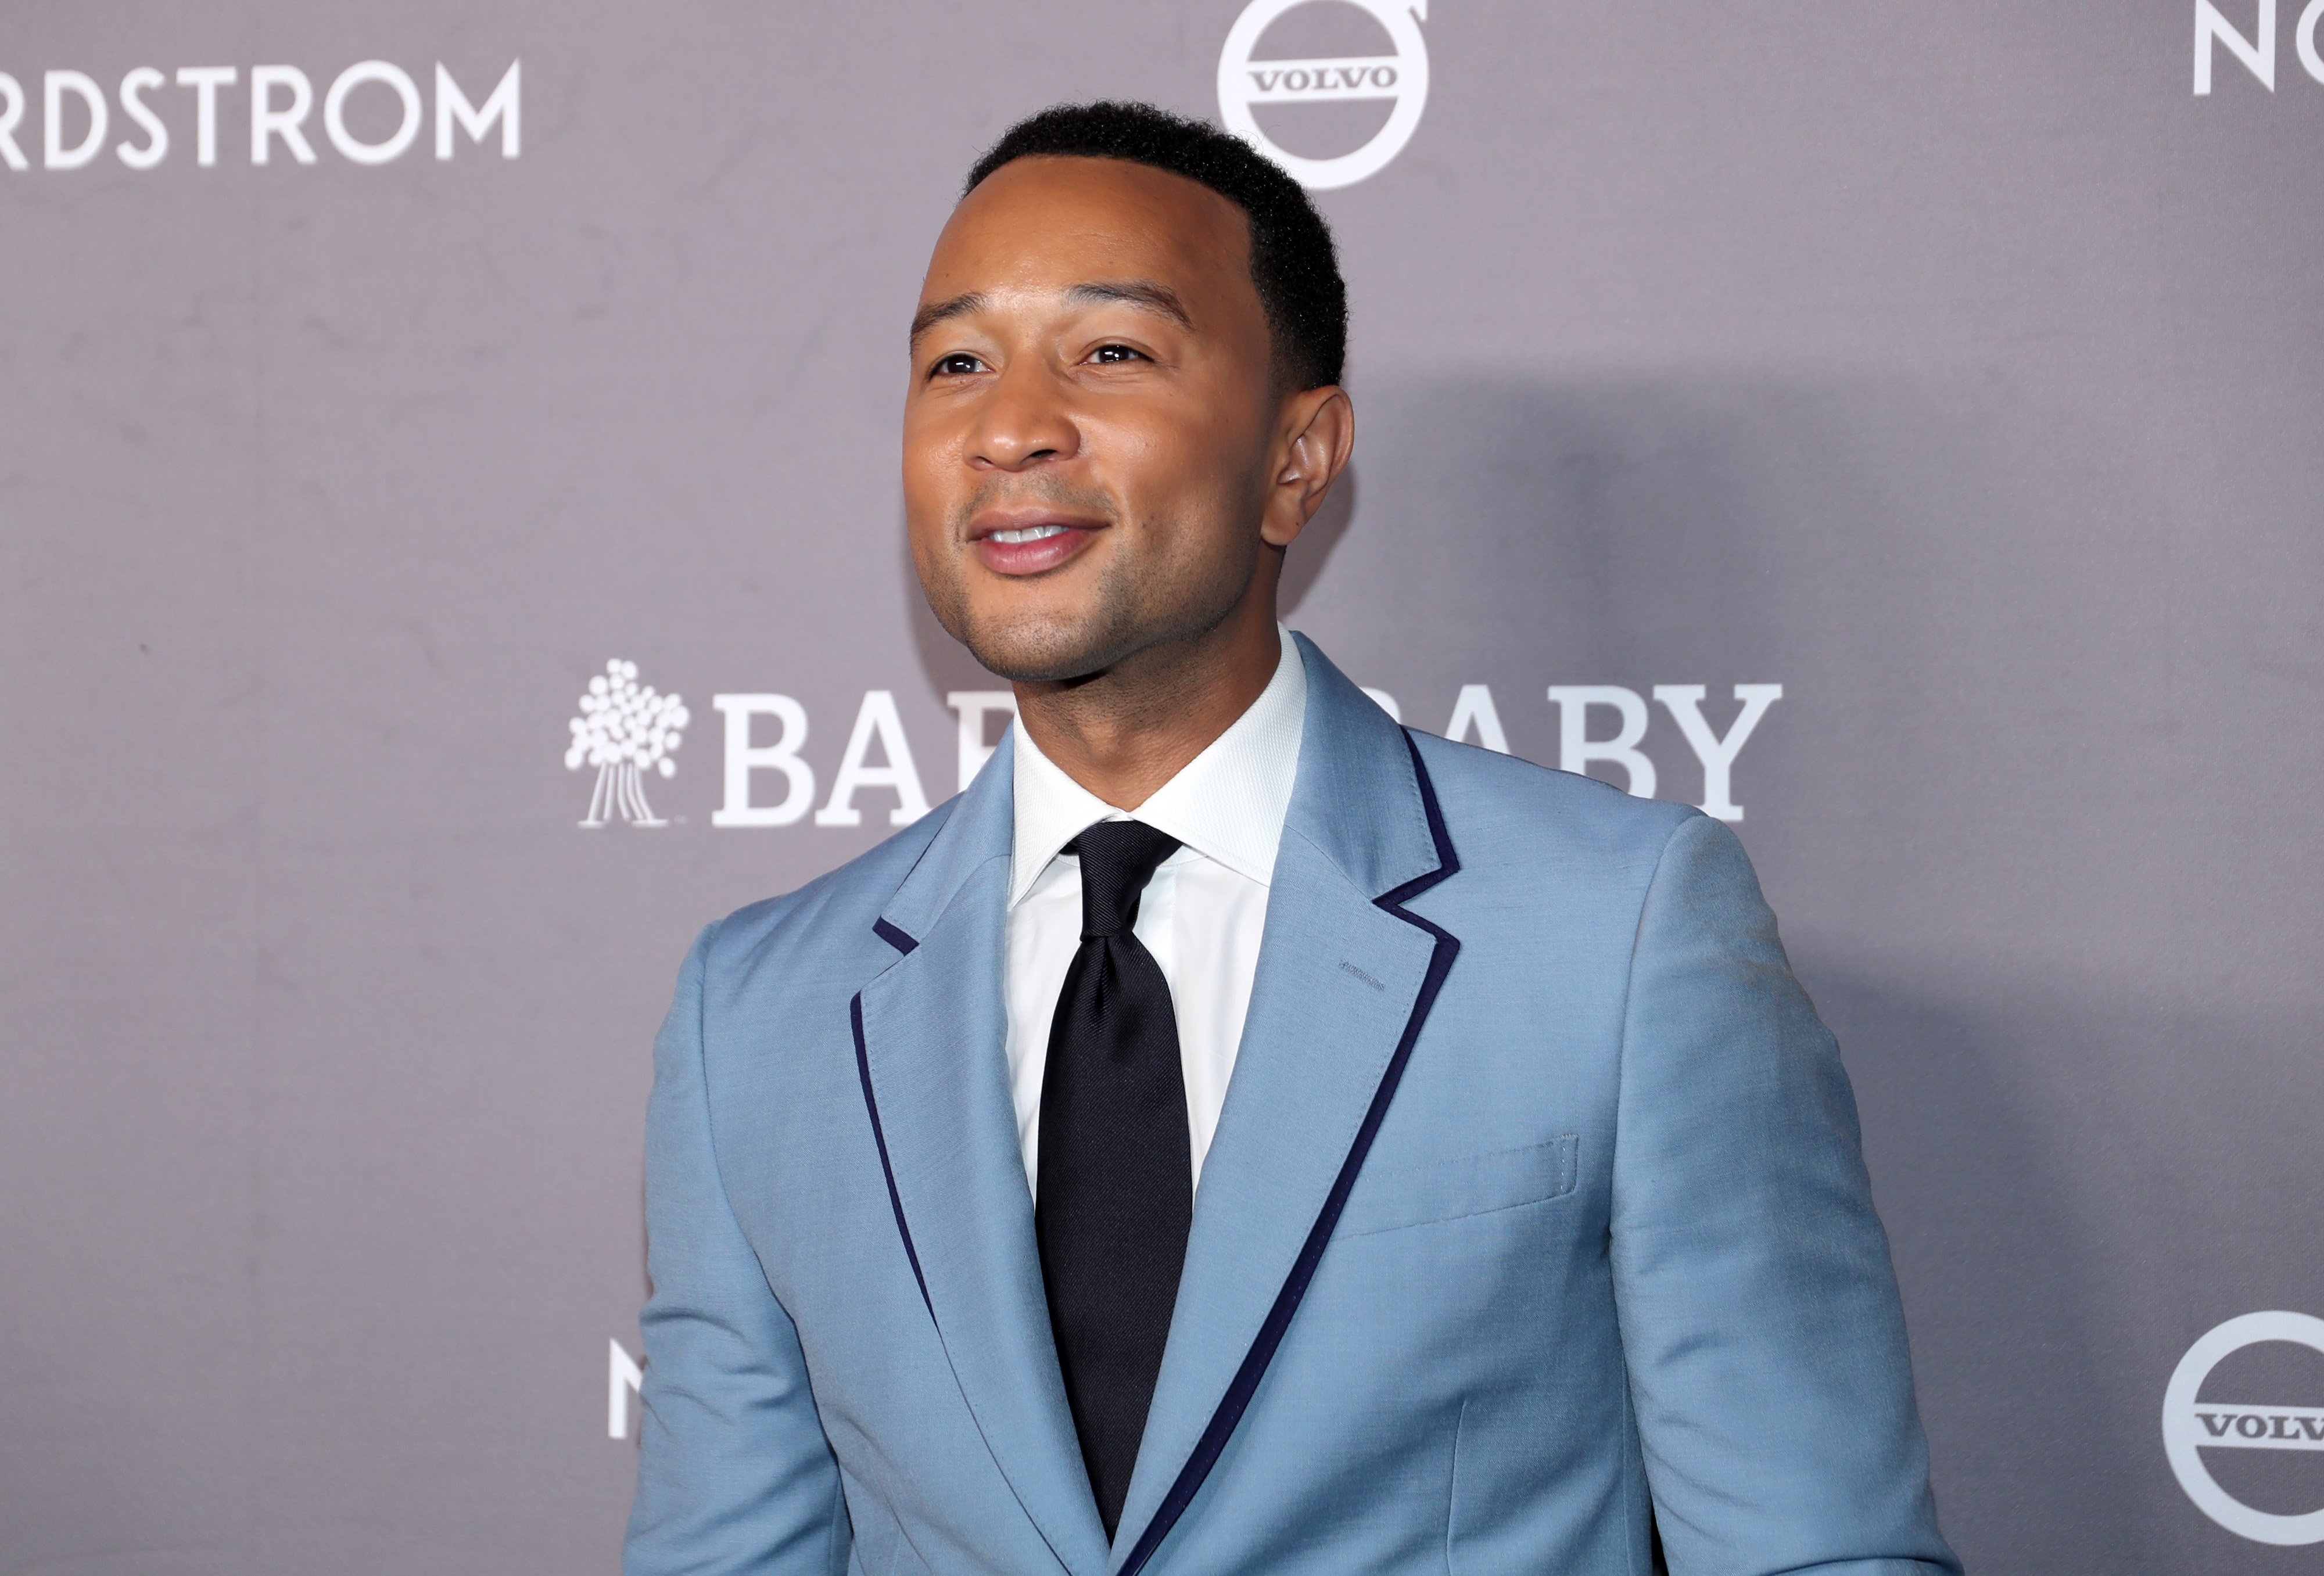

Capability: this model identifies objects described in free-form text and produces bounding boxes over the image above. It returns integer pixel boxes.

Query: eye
[930,352,988,377]
[1088,343,1146,365]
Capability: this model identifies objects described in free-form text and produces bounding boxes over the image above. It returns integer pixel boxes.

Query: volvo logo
[1217,0,1429,191]
[2162,1311,2324,1545]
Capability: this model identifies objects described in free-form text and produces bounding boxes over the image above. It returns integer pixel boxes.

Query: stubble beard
[920,498,1260,688]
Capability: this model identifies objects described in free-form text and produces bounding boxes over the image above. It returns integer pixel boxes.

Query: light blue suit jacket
[626,636,1960,1575]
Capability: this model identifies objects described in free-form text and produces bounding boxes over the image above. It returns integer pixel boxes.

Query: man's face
[903,156,1283,683]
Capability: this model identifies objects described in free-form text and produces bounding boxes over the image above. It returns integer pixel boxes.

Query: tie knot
[1068,821,1182,938]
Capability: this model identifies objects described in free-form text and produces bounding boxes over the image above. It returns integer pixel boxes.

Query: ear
[1259,385,1355,550]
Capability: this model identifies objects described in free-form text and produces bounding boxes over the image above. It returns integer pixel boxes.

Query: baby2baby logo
[560,659,1785,832]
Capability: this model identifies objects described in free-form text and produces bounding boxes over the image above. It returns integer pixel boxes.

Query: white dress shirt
[1004,626,1307,1197]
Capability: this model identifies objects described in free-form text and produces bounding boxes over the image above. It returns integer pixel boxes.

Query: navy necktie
[1035,820,1192,1537]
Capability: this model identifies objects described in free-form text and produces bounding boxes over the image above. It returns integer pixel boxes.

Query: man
[626,102,1959,1575]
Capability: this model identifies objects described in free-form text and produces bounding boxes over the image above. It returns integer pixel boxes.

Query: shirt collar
[1008,624,1308,907]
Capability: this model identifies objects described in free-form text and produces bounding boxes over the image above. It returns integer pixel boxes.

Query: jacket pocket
[1336,1135,1580,1238]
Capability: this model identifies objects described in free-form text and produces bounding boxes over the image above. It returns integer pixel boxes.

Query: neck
[1013,593,1282,810]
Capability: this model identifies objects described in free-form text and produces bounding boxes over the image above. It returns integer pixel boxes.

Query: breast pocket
[1336,1134,1580,1238]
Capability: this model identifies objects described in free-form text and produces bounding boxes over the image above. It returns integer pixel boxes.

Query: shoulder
[1403,733,1785,990]
[1407,730,1699,884]
[693,798,958,985]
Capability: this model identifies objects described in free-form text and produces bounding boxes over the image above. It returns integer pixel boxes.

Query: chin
[960,604,1138,685]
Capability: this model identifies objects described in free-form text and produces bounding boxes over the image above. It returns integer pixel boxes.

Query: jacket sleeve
[1609,814,1960,1575]
[625,925,852,1576]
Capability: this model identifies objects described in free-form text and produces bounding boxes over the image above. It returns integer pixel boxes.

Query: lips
[967,510,1105,576]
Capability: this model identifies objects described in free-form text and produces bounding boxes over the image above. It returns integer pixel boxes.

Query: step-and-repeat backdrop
[6,3,2321,1570]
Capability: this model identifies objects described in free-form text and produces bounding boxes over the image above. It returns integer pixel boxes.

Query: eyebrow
[909,291,985,342]
[1066,279,1195,332]
[907,279,1196,342]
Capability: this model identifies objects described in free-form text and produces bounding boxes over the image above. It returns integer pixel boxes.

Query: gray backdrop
[5,2,2322,1570]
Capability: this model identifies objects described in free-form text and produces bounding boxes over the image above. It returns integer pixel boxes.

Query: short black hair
[964,101,1347,391]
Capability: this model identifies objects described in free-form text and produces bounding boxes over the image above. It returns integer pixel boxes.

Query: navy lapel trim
[855,888,1113,1574]
[1118,730,1461,1576]
[852,924,931,1318]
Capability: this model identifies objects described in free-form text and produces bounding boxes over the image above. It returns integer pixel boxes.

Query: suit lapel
[1110,639,1464,1570]
[853,733,1113,1576]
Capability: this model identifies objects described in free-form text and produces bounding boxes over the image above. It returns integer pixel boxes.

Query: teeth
[991,524,1071,544]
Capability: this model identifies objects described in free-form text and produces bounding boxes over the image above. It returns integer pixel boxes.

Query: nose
[967,359,1080,473]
